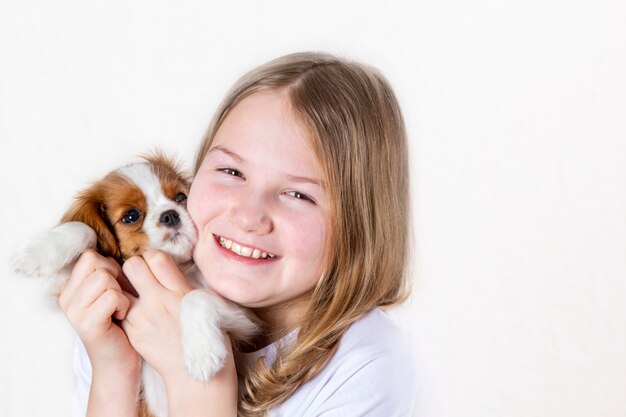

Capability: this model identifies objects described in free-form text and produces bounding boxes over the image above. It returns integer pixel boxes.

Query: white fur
[12,221,96,279]
[13,160,258,417]
[142,363,168,417]
[180,289,228,381]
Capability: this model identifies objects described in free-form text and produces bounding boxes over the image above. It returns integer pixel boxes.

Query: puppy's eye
[121,209,142,224]
[175,193,187,204]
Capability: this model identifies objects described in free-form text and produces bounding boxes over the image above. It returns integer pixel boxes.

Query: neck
[251,292,312,348]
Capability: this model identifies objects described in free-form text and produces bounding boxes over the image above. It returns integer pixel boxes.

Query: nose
[160,209,180,228]
[230,196,273,235]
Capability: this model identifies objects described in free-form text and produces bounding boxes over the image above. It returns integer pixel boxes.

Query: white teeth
[232,242,241,255]
[218,236,275,259]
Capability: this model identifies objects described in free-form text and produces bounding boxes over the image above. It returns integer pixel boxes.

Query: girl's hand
[121,250,239,416]
[60,249,140,373]
[120,249,193,381]
[60,250,141,416]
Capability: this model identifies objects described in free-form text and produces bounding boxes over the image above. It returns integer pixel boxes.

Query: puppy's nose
[160,210,180,228]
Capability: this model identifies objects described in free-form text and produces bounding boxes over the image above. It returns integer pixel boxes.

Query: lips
[216,235,276,260]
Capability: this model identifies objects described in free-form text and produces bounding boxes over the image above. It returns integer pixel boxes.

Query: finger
[71,251,122,291]
[115,269,138,297]
[123,290,139,305]
[112,290,131,321]
[122,255,160,297]
[76,288,131,337]
[61,250,121,306]
[118,297,137,342]
[89,287,130,321]
[142,249,193,293]
[120,291,139,322]
[70,287,127,337]
[118,315,134,344]
[68,268,122,312]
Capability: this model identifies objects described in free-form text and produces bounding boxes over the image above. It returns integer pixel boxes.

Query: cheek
[288,212,328,268]
[187,178,218,227]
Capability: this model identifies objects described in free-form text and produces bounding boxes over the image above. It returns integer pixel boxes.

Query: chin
[13,151,257,417]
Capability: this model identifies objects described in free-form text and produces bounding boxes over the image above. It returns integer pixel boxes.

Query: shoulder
[333,308,418,380]
[337,309,446,416]
[272,309,422,417]
[340,308,415,358]
[333,308,419,388]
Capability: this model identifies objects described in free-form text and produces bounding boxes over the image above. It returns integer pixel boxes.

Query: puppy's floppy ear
[60,186,121,261]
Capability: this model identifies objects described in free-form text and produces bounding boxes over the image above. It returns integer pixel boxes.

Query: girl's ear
[60,188,121,261]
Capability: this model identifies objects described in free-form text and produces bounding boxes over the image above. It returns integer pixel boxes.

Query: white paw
[12,246,50,278]
[12,222,97,277]
[184,335,228,382]
[180,290,228,382]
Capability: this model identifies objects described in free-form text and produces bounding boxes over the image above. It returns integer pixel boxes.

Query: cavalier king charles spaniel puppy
[13,152,257,417]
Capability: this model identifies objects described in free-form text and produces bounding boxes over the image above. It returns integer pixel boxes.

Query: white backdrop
[1,1,625,416]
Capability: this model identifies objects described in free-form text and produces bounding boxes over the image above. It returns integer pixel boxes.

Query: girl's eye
[220,168,244,178]
[121,208,142,224]
[287,191,315,203]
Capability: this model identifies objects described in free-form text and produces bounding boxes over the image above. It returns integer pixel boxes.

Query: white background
[1,1,625,416]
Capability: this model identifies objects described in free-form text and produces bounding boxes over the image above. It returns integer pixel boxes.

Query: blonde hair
[194,52,411,416]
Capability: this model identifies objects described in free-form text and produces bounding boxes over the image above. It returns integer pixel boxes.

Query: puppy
[13,153,257,417]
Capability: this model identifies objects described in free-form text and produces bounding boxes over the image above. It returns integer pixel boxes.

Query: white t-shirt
[72,308,444,417]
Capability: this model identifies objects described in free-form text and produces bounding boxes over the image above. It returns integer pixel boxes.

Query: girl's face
[188,90,329,317]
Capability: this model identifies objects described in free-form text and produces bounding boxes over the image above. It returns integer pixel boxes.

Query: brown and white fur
[12,153,257,417]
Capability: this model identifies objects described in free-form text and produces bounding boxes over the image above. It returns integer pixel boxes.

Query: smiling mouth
[217,236,276,260]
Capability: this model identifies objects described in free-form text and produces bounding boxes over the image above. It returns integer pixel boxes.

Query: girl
[65,52,430,416]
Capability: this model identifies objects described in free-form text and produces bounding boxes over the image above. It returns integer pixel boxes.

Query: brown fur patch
[142,152,191,202]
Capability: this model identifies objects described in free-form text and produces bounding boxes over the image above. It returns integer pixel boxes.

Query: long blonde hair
[194,52,411,416]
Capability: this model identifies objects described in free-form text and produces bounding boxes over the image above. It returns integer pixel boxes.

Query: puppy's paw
[12,245,48,277]
[12,222,97,277]
[184,336,228,383]
[180,290,228,382]
[13,234,70,277]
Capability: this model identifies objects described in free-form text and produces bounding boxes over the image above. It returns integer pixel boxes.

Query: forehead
[211,91,322,178]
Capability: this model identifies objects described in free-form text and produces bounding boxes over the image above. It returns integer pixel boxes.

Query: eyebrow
[208,145,245,163]
[208,145,325,188]
[286,174,325,188]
